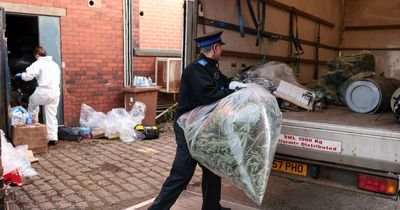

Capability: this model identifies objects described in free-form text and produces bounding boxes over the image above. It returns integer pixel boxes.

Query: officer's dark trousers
[148,120,222,210]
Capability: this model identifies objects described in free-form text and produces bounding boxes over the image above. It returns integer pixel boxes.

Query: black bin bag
[58,126,84,141]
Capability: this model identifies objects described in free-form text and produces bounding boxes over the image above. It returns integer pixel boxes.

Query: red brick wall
[3,0,125,125]
[133,57,156,79]
[132,0,183,78]
[132,0,140,49]
[138,0,183,50]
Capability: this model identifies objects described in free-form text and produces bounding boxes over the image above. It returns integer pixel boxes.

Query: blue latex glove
[15,73,22,78]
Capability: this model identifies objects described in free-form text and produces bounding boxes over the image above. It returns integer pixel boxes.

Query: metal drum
[345,77,400,113]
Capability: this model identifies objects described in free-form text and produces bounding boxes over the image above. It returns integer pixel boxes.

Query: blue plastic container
[80,127,91,139]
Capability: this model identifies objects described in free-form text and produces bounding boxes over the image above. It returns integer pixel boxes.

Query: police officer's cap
[194,30,225,48]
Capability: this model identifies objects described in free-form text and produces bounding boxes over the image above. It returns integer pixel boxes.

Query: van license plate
[272,159,308,176]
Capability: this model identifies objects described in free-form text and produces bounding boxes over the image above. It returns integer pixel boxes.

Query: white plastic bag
[129,101,146,124]
[177,83,282,205]
[105,108,140,142]
[79,102,146,142]
[235,61,306,92]
[10,106,30,125]
[79,104,108,131]
[1,130,38,177]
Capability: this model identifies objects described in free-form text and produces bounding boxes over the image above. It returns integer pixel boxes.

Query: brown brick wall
[3,0,125,125]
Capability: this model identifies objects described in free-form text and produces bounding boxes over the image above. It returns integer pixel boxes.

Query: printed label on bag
[278,134,342,153]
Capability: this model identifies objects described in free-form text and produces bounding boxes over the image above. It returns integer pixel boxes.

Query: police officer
[148,30,246,210]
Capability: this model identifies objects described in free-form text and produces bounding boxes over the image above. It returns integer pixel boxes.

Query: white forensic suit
[21,56,61,141]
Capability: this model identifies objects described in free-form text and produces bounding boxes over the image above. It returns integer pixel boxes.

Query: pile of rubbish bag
[79,102,146,142]
[178,83,282,205]
[1,130,38,186]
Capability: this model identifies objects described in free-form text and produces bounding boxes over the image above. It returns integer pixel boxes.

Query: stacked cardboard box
[12,123,48,154]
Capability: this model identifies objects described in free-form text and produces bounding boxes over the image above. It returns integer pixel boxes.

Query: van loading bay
[5,124,400,210]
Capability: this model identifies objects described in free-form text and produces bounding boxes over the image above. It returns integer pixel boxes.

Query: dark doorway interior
[6,14,39,108]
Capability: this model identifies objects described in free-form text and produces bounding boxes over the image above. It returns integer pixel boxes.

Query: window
[155,57,182,93]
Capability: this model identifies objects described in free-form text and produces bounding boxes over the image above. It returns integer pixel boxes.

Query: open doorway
[6,14,39,109]
[5,13,63,124]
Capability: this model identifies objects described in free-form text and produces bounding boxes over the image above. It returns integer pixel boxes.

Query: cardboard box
[274,80,316,111]
[12,123,48,154]
[91,129,105,139]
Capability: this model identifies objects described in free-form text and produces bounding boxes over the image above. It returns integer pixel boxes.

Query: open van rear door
[0,7,11,138]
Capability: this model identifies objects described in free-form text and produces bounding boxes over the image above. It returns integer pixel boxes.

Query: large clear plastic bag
[10,106,30,126]
[1,130,38,177]
[79,102,146,142]
[79,104,108,131]
[104,108,142,142]
[129,102,146,125]
[234,61,305,92]
[177,83,282,205]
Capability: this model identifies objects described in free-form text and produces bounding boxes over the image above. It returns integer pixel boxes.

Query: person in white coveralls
[15,46,61,145]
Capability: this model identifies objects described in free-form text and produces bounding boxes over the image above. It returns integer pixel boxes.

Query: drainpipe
[123,0,133,87]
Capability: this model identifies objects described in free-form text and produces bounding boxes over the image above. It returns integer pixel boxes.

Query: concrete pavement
[6,123,205,210]
[6,122,400,210]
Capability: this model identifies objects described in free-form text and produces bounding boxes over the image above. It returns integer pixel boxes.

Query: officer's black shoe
[220,207,231,210]
[48,140,57,145]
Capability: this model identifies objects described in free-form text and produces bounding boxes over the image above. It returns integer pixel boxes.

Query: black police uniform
[148,53,233,210]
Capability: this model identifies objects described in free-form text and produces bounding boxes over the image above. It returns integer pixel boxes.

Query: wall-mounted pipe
[123,0,133,87]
